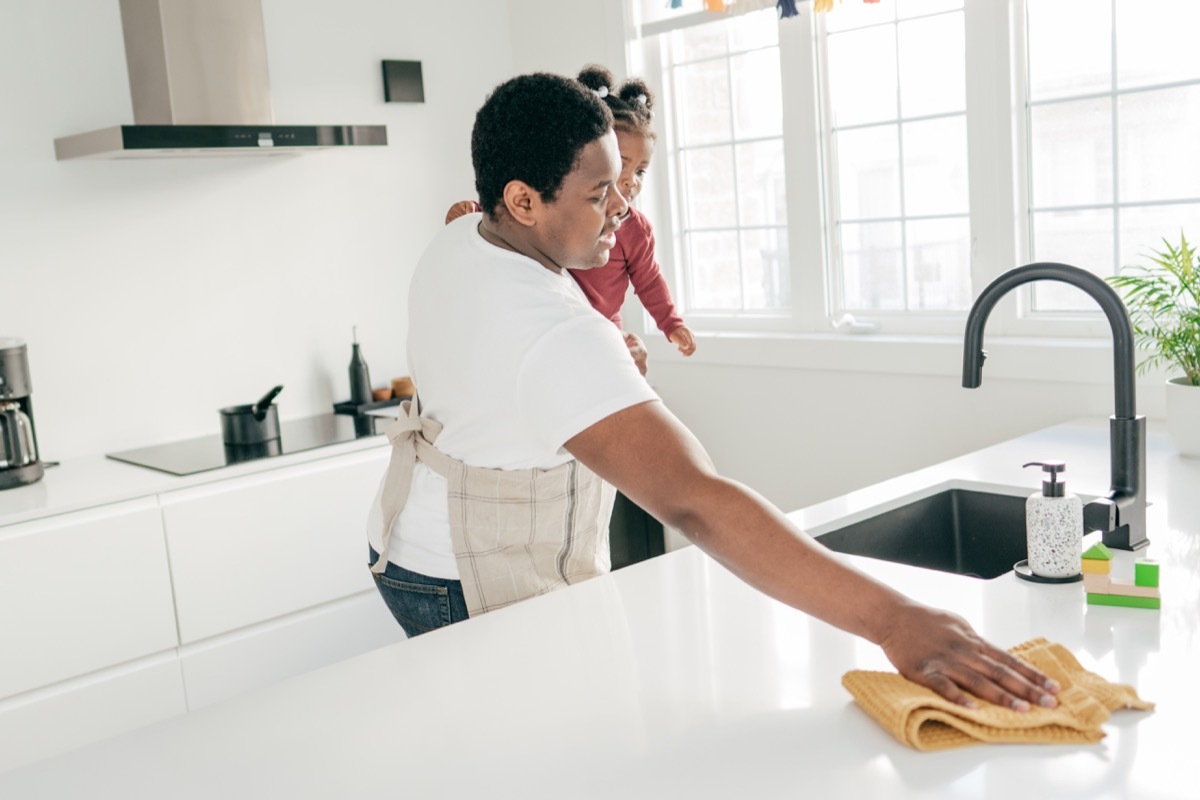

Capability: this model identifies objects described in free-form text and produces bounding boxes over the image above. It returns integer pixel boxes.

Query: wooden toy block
[1083,573,1111,593]
[1135,560,1159,588]
[1081,558,1111,575]
[1082,542,1114,561]
[1087,593,1160,610]
[1104,582,1160,599]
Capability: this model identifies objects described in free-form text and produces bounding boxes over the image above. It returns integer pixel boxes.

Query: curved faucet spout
[962,262,1136,419]
[961,262,1147,550]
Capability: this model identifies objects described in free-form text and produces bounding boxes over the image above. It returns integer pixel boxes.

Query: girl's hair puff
[577,64,656,141]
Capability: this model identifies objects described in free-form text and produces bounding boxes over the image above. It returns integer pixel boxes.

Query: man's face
[535,130,628,271]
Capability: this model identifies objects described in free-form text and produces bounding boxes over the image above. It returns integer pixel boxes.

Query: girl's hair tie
[593,85,610,99]
[636,93,648,106]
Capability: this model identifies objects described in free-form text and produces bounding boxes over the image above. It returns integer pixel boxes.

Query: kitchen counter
[0,423,388,529]
[2,418,1197,798]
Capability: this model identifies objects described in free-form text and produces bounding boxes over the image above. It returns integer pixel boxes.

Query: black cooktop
[106,413,384,477]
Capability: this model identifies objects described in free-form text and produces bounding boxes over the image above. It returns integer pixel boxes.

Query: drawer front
[162,448,389,643]
[179,590,405,710]
[0,498,178,699]
[0,655,186,774]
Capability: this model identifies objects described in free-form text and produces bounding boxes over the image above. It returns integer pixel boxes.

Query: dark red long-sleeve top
[568,207,685,339]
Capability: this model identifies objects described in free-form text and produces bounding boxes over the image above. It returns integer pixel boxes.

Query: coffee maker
[0,338,44,490]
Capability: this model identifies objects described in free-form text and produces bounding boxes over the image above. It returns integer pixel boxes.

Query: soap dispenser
[1022,461,1083,579]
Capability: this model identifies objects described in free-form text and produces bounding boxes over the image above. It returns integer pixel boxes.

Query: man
[367,72,1059,714]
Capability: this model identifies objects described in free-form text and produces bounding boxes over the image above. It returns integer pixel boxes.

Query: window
[631,0,1200,338]
[1025,0,1200,312]
[822,0,969,314]
[665,11,790,313]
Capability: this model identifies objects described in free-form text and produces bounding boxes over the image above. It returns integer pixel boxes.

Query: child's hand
[669,326,696,356]
[445,200,481,225]
[623,332,648,376]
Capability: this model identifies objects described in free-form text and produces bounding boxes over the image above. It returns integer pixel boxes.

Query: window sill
[643,329,1127,386]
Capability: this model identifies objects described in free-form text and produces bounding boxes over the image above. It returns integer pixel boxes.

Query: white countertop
[2,418,1197,798]
[0,433,388,529]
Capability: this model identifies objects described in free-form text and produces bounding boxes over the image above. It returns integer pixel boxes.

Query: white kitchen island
[1,418,1196,799]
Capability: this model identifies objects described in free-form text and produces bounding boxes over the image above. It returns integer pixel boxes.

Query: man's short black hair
[472,73,614,216]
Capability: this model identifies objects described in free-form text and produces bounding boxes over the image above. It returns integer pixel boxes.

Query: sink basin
[814,488,1027,579]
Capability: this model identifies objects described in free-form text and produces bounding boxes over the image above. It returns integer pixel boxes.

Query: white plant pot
[1165,377,1200,457]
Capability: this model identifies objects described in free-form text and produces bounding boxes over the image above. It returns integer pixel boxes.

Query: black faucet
[962,262,1149,551]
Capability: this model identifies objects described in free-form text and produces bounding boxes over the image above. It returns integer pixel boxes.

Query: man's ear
[501,180,541,229]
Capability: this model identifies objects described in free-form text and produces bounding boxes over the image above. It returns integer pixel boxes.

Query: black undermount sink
[814,488,1028,580]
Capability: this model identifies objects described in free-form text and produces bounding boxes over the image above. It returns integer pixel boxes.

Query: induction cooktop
[106,413,383,476]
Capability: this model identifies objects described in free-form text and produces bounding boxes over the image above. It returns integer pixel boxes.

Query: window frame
[631,0,1120,343]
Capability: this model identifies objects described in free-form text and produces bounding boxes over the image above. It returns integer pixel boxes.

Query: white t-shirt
[366,214,660,579]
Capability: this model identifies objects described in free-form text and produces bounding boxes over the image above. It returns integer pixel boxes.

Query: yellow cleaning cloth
[842,637,1154,751]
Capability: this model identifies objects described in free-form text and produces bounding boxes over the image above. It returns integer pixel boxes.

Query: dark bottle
[348,326,373,407]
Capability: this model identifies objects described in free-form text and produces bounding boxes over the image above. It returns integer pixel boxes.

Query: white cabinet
[0,656,186,774]
[178,590,403,710]
[161,448,389,643]
[0,498,179,699]
[0,443,400,773]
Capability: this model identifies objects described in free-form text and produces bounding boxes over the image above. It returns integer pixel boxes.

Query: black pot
[219,385,283,445]
[219,403,280,445]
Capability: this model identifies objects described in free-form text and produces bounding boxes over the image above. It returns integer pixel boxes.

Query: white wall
[1,0,514,461]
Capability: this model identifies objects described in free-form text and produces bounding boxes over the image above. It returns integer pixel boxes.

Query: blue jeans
[368,547,469,637]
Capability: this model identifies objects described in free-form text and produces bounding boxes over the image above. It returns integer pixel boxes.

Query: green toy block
[1135,560,1159,588]
[1087,593,1160,610]
[1082,542,1114,561]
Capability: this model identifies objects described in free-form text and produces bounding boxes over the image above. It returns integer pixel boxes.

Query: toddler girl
[446,65,695,359]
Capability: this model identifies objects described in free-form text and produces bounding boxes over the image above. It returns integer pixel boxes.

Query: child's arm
[622,211,694,355]
[445,200,482,225]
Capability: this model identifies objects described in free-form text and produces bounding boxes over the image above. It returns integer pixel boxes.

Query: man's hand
[668,326,696,356]
[623,332,648,376]
[879,602,1060,711]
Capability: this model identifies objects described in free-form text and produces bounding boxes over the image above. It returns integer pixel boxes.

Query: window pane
[1030,97,1113,207]
[827,26,898,126]
[835,125,901,220]
[906,217,970,311]
[1116,0,1200,89]
[897,12,964,118]
[1118,85,1200,203]
[683,146,736,228]
[675,61,730,147]
[1031,208,1115,310]
[731,48,782,139]
[741,228,790,310]
[826,0,894,32]
[1119,203,1200,272]
[688,231,741,310]
[840,221,904,310]
[1027,0,1111,101]
[727,8,777,51]
[902,115,968,217]
[896,0,962,18]
[736,140,788,226]
[671,21,727,63]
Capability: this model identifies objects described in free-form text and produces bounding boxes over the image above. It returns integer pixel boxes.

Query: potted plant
[1107,232,1200,457]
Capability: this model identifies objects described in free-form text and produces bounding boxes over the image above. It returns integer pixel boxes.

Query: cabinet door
[178,590,404,710]
[0,655,186,774]
[0,498,178,700]
[161,447,389,643]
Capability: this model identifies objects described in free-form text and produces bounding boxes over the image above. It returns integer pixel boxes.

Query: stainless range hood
[54,0,387,160]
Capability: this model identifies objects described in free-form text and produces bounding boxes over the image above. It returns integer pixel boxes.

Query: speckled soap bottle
[1023,461,1083,579]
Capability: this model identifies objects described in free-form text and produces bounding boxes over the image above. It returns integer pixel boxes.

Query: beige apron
[370,394,615,617]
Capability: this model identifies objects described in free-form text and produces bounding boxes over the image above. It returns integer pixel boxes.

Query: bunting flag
[678,0,881,18]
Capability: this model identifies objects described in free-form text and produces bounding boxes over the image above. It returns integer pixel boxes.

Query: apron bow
[371,395,443,574]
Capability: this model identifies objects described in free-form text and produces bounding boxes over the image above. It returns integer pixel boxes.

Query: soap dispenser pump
[1022,461,1083,580]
